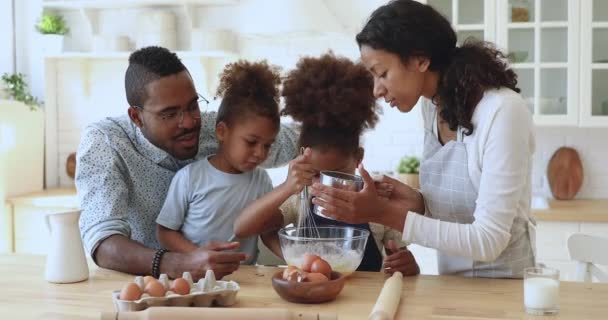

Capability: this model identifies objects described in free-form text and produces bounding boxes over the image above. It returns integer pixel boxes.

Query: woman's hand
[383,240,420,276]
[374,178,394,199]
[311,164,424,232]
[375,174,425,215]
[311,163,383,224]
[283,147,316,194]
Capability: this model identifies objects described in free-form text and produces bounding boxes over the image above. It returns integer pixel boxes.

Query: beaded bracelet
[152,249,167,278]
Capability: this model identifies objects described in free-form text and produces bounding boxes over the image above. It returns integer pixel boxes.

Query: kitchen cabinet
[497,0,579,126]
[580,0,608,126]
[536,221,608,282]
[4,188,79,255]
[426,0,608,127]
[531,200,608,282]
[426,0,496,43]
[3,188,284,265]
[408,199,608,281]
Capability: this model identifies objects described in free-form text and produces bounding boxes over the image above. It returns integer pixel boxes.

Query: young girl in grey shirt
[156,60,283,264]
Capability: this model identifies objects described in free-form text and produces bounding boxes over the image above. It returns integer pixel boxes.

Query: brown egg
[144,279,166,297]
[303,272,329,283]
[282,265,299,280]
[171,278,190,295]
[301,254,321,272]
[119,282,142,301]
[310,258,332,278]
[143,276,156,287]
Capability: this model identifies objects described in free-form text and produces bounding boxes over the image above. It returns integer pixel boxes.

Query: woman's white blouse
[402,88,536,261]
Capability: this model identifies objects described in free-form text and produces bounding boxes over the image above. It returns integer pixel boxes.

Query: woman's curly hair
[281,52,380,155]
[356,0,520,135]
[215,59,282,127]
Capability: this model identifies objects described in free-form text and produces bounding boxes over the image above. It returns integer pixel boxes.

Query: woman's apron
[418,111,535,278]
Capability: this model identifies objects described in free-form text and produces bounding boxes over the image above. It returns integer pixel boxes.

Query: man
[76,46,298,280]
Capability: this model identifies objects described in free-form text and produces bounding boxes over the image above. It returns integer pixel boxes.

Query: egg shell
[282,265,299,280]
[286,269,305,282]
[310,258,332,278]
[172,278,191,295]
[301,254,321,272]
[144,280,166,297]
[119,282,142,301]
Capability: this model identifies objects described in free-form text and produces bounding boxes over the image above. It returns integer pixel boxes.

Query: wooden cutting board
[66,152,76,179]
[547,147,583,200]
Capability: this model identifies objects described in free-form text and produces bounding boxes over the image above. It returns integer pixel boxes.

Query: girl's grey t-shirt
[156,157,273,264]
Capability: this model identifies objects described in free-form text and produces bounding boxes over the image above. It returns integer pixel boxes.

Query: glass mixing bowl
[278,226,369,276]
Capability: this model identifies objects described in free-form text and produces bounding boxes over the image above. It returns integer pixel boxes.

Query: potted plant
[36,12,69,54]
[1,73,41,111]
[396,156,420,189]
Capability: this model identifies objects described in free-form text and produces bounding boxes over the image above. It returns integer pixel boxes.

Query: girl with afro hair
[234,52,419,275]
[156,60,282,267]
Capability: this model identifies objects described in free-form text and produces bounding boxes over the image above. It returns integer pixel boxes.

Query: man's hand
[94,235,247,281]
[383,240,420,276]
[178,242,247,280]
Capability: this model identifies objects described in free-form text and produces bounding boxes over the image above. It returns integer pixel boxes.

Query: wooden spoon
[546,147,583,200]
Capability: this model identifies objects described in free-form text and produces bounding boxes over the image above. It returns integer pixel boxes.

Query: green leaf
[1,73,42,111]
[396,156,420,174]
[36,12,69,35]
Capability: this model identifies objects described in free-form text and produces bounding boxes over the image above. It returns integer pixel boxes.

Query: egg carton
[112,270,240,311]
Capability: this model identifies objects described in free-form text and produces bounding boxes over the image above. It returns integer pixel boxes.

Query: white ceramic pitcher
[45,210,89,283]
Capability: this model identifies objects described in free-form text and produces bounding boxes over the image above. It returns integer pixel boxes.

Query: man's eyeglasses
[135,93,209,126]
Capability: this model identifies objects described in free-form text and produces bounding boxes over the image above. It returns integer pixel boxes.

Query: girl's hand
[284,147,316,194]
[383,240,420,276]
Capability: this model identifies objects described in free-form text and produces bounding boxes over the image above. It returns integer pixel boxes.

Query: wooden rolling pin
[368,272,403,320]
[100,307,337,320]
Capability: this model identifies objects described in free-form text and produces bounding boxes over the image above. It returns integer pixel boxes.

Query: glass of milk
[524,266,560,315]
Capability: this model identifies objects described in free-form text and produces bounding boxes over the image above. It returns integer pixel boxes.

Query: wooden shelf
[510,63,535,68]
[455,24,485,31]
[592,22,608,28]
[509,63,568,69]
[42,0,238,10]
[507,22,569,29]
[5,188,77,207]
[44,50,238,60]
[532,199,608,222]
[591,63,608,70]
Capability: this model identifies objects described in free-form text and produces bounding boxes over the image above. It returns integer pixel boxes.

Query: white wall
[14,0,44,98]
[0,0,15,76]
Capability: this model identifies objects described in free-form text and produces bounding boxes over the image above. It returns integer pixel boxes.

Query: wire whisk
[295,148,320,239]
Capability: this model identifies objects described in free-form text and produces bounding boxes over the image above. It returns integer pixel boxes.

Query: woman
[311,0,536,278]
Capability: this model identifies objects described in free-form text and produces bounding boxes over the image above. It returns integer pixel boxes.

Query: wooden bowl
[271,271,345,304]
